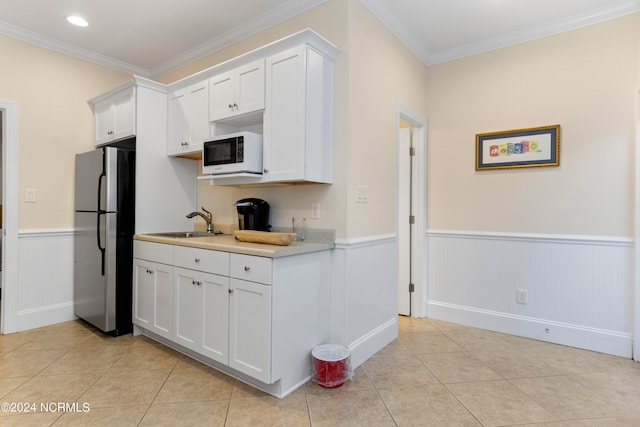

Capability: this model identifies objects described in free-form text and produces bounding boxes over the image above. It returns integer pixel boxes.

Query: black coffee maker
[236,198,270,231]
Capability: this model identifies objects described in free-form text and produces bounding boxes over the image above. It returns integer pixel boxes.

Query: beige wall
[3,4,637,240]
[165,0,354,236]
[425,14,640,237]
[344,0,429,237]
[0,35,131,229]
[163,0,430,238]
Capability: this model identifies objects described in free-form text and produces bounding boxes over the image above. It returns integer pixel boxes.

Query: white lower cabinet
[229,278,272,383]
[132,242,174,340]
[174,251,272,382]
[133,238,331,396]
[174,267,229,364]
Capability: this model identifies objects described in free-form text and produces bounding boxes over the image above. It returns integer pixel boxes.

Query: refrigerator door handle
[98,171,105,212]
[97,212,106,276]
[96,171,107,276]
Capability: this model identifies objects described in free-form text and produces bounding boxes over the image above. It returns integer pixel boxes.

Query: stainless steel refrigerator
[74,146,135,336]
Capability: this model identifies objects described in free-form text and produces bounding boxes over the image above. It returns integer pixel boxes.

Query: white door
[398,127,418,316]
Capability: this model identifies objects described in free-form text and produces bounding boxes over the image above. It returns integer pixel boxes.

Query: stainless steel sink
[147,231,215,238]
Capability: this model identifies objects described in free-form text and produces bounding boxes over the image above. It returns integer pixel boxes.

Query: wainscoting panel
[427,230,633,357]
[333,234,398,368]
[18,229,76,331]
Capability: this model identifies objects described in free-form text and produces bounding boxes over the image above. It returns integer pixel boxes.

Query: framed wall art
[475,125,560,171]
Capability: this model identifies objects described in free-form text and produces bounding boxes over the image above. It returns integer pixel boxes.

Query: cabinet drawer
[230,254,272,284]
[134,240,173,265]
[174,246,229,275]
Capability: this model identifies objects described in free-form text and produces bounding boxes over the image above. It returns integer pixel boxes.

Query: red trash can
[311,344,352,388]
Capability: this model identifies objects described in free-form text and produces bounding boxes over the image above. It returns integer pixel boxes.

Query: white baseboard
[17,302,77,332]
[333,234,398,367]
[348,317,398,368]
[427,230,634,359]
[427,301,632,357]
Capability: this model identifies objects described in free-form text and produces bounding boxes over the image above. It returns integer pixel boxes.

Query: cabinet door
[94,87,135,146]
[263,46,306,182]
[168,82,209,156]
[235,59,265,117]
[209,59,265,122]
[185,82,210,153]
[201,273,230,364]
[174,267,229,363]
[112,87,136,141]
[94,97,115,146]
[133,258,173,339]
[229,278,272,383]
[209,70,235,121]
[174,268,202,351]
[168,89,190,155]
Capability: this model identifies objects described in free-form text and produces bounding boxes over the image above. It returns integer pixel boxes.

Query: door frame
[395,103,427,318]
[1,100,19,334]
[634,89,640,361]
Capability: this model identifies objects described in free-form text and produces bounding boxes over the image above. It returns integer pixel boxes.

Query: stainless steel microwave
[202,131,263,175]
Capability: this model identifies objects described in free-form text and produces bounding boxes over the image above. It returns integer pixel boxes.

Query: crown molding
[149,0,328,77]
[361,0,640,67]
[0,19,151,77]
[427,0,640,65]
[0,0,327,79]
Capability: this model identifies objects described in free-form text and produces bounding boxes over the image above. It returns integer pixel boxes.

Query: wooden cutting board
[233,230,296,246]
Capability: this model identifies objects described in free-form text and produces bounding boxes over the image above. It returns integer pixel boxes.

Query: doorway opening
[396,103,427,318]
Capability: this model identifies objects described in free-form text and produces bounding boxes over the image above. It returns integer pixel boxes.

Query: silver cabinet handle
[233,103,238,110]
[263,169,269,174]
[194,258,200,263]
[244,266,250,272]
[192,280,201,286]
[228,289,234,294]
[228,103,234,109]
[146,269,153,274]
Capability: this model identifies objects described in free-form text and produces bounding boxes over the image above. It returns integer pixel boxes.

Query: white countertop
[134,233,334,258]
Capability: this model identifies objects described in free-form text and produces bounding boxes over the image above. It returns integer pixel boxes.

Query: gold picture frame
[476,125,560,171]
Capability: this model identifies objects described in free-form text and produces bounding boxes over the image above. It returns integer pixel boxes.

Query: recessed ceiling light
[67,16,88,27]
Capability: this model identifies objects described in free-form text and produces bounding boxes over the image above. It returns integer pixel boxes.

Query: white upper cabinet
[168,80,209,156]
[209,59,265,122]
[262,45,334,183]
[167,30,338,185]
[93,86,136,146]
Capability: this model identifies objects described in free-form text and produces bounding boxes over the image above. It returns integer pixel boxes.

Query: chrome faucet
[186,207,213,234]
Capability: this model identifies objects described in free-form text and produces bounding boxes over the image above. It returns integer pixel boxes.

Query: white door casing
[398,127,417,315]
[395,103,427,318]
[1,100,19,333]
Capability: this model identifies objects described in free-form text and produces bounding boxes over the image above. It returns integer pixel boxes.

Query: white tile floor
[0,316,639,426]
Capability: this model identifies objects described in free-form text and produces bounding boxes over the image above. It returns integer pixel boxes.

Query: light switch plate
[25,188,36,203]
[311,202,320,219]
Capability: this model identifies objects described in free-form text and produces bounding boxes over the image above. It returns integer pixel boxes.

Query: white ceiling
[1,0,638,78]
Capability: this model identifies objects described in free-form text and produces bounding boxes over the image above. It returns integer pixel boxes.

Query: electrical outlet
[355,185,368,203]
[311,202,320,219]
[516,289,528,304]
